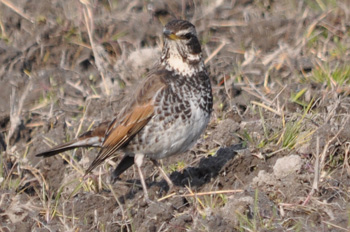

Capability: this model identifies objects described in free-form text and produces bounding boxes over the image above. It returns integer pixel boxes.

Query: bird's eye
[184,33,192,39]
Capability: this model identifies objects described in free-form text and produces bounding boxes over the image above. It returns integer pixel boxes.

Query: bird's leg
[150,159,174,191]
[135,154,151,203]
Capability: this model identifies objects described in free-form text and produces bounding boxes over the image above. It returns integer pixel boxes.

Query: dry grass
[1,0,350,231]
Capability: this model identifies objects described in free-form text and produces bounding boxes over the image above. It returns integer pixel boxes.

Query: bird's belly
[125,102,210,159]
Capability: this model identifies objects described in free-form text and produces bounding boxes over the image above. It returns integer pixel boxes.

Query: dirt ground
[1,0,350,231]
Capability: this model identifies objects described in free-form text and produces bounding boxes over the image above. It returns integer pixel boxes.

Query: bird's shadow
[118,143,245,203]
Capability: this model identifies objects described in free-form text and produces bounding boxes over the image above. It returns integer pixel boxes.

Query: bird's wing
[85,71,167,174]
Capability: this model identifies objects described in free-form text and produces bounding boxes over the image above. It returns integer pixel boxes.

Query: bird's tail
[35,121,110,157]
[35,136,102,157]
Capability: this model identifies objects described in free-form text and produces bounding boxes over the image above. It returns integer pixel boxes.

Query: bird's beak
[163,29,178,40]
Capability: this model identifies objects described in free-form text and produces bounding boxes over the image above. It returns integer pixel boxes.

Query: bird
[36,19,213,202]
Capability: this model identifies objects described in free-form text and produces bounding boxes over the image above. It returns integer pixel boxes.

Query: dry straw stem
[21,165,50,192]
[158,189,243,202]
[74,99,91,138]
[303,115,350,206]
[320,115,350,171]
[204,40,227,64]
[251,101,282,117]
[321,220,349,232]
[0,0,34,23]
[343,142,350,176]
[181,189,243,197]
[105,186,132,232]
[81,0,111,96]
[244,76,273,105]
[60,154,84,176]
[108,184,126,221]
[302,136,320,206]
[7,79,32,149]
[208,20,247,27]
[2,159,18,188]
[305,10,332,39]
[313,136,320,191]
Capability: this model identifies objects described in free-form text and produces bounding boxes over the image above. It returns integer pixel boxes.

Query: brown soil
[1,0,350,231]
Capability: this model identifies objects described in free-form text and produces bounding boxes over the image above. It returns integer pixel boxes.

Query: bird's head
[161,20,204,76]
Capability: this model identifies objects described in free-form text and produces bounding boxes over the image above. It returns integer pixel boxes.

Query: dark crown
[164,20,195,32]
[162,20,201,55]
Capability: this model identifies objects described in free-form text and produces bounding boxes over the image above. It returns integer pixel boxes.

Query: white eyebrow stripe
[176,30,191,35]
[176,27,196,36]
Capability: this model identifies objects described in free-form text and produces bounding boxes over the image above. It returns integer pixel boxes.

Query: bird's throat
[163,53,203,76]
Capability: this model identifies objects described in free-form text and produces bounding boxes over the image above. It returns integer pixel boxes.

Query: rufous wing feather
[84,70,168,175]
[84,103,154,175]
